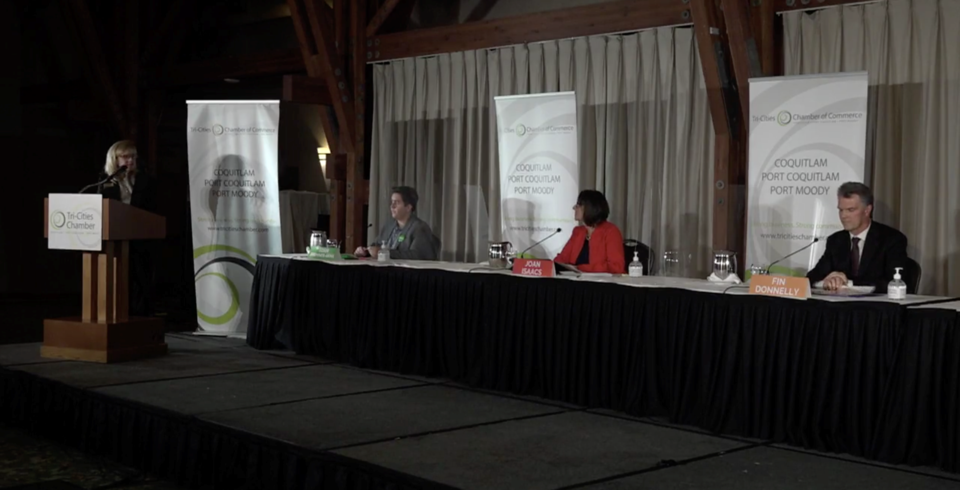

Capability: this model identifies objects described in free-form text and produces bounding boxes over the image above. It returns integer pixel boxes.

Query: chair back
[432,234,443,260]
[904,257,922,294]
[623,239,652,274]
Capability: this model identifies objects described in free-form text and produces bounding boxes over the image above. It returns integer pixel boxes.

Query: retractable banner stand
[495,92,579,259]
[186,101,283,336]
[747,72,868,276]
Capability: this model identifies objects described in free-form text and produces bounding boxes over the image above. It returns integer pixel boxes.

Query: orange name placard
[749,274,811,300]
[512,259,555,277]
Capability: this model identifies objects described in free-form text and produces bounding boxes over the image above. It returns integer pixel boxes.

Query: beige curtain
[371,27,715,275]
[784,0,960,296]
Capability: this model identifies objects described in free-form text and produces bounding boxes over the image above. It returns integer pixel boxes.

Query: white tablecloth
[912,300,960,311]
[259,255,957,306]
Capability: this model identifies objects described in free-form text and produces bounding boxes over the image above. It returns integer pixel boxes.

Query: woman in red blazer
[555,190,625,274]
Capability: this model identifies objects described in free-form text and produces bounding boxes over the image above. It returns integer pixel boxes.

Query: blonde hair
[104,140,138,177]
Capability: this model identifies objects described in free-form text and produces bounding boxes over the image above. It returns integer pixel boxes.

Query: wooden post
[97,242,117,324]
[692,0,744,264]
[82,253,98,322]
[114,241,130,323]
[346,0,368,251]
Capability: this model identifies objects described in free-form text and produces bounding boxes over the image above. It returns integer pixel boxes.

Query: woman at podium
[555,190,625,274]
[100,140,157,317]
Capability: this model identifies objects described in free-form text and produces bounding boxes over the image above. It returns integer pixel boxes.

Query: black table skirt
[247,258,958,473]
[246,256,293,350]
[873,307,960,472]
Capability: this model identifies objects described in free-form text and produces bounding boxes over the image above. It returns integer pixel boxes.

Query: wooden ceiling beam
[299,0,357,153]
[775,0,880,12]
[140,0,186,68]
[720,0,761,131]
[464,0,502,23]
[282,75,332,104]
[288,0,350,243]
[370,0,691,62]
[157,49,306,87]
[64,0,130,139]
[124,0,140,138]
[691,0,743,259]
[367,0,403,37]
[335,0,347,55]
[691,0,733,141]
[759,0,781,76]
[346,0,368,250]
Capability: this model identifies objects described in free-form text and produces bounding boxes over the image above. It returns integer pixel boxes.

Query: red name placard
[512,259,555,277]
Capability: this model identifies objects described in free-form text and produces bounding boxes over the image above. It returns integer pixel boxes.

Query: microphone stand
[762,238,820,274]
[516,227,563,260]
[79,167,127,194]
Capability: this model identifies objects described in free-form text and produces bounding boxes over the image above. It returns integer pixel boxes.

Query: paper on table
[707,272,742,284]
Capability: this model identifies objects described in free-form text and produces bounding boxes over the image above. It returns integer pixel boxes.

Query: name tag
[306,246,341,260]
[749,275,810,300]
[512,259,555,277]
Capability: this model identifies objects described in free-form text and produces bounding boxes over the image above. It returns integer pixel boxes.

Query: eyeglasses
[117,154,137,159]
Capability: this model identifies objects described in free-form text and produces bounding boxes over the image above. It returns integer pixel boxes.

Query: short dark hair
[391,186,419,211]
[837,182,874,207]
[577,190,610,227]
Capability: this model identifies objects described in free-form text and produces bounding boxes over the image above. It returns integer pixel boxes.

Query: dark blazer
[555,220,625,274]
[100,173,156,212]
[98,172,159,316]
[806,221,908,293]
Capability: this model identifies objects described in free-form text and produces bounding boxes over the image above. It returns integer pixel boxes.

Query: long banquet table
[246,254,960,473]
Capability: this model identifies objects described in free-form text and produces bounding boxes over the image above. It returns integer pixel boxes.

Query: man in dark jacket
[807,182,907,293]
[355,186,439,260]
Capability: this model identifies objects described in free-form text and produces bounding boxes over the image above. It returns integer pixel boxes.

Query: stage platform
[2,334,959,489]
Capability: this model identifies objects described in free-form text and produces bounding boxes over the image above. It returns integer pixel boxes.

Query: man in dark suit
[807,182,907,293]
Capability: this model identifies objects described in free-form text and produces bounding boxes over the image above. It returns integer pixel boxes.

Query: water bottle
[887,267,907,300]
[628,251,644,277]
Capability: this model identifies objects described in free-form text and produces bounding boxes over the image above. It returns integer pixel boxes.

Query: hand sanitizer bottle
[629,251,644,277]
[887,267,907,300]
[379,248,390,262]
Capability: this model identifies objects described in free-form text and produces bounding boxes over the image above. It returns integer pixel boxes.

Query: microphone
[518,228,563,259]
[106,165,129,181]
[766,237,819,272]
[79,165,128,194]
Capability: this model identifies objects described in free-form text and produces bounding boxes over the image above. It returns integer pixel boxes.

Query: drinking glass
[309,231,327,251]
[660,250,681,277]
[326,238,340,252]
[713,251,738,281]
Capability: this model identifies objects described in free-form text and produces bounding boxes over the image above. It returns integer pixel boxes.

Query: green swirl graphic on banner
[193,244,256,325]
[193,244,256,263]
[195,272,240,325]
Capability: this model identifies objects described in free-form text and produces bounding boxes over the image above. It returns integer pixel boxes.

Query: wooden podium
[43,198,168,363]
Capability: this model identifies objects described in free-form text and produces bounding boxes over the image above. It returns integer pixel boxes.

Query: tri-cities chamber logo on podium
[48,194,103,251]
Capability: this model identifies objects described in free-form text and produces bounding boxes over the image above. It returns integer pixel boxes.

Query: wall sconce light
[317,146,330,168]
[317,147,331,186]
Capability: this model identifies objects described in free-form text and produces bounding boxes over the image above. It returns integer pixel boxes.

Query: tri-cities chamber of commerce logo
[50,210,97,231]
[502,123,575,137]
[190,123,277,136]
[777,110,793,126]
[51,211,66,229]
[753,109,864,125]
